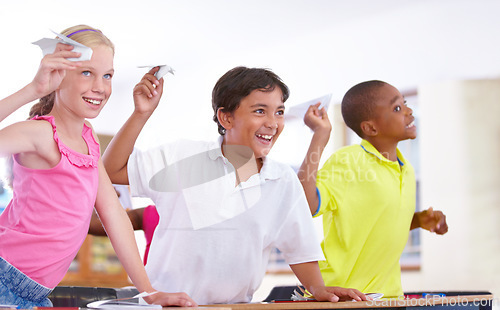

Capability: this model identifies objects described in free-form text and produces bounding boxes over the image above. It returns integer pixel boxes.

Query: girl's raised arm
[0,43,81,122]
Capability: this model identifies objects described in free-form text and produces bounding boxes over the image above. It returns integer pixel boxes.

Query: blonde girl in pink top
[0,24,196,308]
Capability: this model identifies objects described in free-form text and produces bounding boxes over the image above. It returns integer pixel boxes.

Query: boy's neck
[235,158,262,184]
[364,138,399,162]
[221,144,263,185]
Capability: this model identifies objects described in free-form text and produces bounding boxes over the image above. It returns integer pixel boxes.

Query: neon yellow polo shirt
[315,139,416,298]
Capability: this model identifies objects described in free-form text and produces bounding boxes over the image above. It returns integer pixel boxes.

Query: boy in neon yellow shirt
[298,80,448,298]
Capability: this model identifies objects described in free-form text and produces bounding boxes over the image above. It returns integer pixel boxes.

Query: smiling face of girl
[55,44,114,119]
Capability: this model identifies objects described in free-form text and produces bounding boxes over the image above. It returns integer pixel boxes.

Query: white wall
[1,0,500,143]
[401,79,500,297]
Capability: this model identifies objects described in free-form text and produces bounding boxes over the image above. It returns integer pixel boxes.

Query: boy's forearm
[88,210,107,236]
[290,261,325,296]
[410,212,420,230]
[298,132,329,215]
[103,111,152,184]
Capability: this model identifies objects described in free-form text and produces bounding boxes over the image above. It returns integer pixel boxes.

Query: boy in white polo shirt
[298,80,448,298]
[103,66,367,305]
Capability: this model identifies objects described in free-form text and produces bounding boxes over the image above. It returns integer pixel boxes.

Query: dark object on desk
[263,286,296,302]
[48,286,116,307]
[48,286,139,307]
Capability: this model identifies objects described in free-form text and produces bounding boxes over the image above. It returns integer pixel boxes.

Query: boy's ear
[217,108,233,131]
[360,120,378,137]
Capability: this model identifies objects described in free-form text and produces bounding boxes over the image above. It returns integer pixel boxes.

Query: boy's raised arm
[103,68,163,185]
[297,103,332,215]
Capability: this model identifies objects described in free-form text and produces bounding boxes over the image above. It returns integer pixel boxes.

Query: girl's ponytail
[28,92,55,119]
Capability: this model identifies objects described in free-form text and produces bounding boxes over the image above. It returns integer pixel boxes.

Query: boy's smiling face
[370,84,417,142]
[221,87,285,159]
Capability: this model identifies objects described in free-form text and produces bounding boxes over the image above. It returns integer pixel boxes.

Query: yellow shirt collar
[360,139,408,166]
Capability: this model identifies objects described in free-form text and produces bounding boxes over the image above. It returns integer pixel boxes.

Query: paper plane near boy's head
[285,93,332,122]
[138,65,175,79]
[32,30,93,62]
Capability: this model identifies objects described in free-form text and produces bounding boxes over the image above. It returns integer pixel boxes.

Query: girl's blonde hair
[28,25,114,119]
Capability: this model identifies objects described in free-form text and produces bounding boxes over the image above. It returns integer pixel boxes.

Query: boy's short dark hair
[341,80,388,138]
[212,66,290,135]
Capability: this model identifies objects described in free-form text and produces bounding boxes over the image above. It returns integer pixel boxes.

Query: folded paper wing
[32,30,93,62]
[138,65,175,79]
[285,93,332,122]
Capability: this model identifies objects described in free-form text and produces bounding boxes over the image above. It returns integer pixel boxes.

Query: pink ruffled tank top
[0,115,100,288]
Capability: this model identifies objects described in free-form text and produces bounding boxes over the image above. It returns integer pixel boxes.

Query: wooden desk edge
[192,294,494,309]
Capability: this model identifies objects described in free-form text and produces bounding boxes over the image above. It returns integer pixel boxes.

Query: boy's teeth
[257,134,272,140]
[84,98,101,105]
[406,121,415,128]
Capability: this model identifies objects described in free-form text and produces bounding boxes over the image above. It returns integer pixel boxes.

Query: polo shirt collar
[360,139,408,166]
[207,136,225,161]
[259,157,282,181]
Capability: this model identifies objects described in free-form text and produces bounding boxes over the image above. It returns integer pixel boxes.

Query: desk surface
[165,294,493,309]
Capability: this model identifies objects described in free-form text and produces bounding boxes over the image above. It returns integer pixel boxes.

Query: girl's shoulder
[6,118,60,168]
[16,117,55,137]
[27,114,56,132]
[0,118,55,155]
